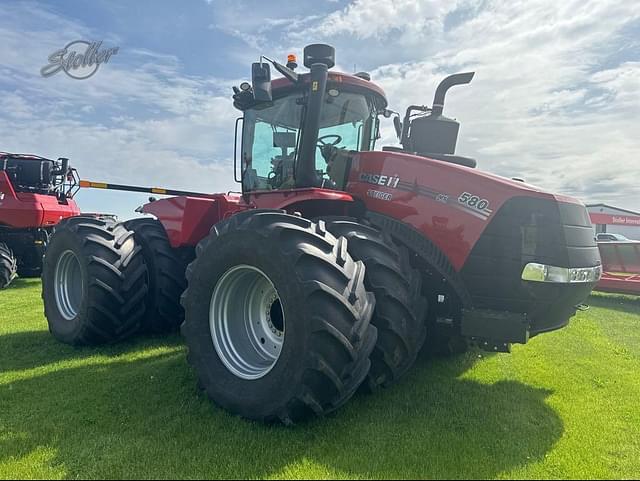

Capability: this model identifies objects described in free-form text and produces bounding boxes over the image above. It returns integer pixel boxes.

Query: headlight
[521,263,602,283]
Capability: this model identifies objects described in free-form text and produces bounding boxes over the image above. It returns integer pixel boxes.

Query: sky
[1,0,639,219]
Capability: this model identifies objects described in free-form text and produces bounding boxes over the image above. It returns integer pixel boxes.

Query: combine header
[41,44,602,424]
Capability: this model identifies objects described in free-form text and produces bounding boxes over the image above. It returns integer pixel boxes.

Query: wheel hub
[210,265,285,380]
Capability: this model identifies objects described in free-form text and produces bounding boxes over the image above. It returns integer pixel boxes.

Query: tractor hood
[346,150,593,271]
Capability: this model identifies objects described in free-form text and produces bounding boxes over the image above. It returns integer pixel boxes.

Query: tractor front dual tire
[42,217,148,345]
[0,243,17,289]
[125,218,191,334]
[322,218,428,391]
[181,210,377,424]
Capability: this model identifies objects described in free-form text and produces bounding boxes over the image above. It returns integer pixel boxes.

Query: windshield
[241,88,379,191]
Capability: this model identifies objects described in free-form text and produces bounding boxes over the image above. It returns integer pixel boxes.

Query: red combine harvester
[41,44,602,424]
[596,241,640,295]
[0,153,80,288]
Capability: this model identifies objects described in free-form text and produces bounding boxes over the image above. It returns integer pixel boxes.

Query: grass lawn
[1,278,639,479]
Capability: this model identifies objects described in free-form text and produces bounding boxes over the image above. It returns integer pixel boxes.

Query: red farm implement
[0,153,80,288]
[596,241,640,296]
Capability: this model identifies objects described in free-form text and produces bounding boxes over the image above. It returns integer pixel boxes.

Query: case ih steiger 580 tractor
[0,153,80,289]
[42,44,602,424]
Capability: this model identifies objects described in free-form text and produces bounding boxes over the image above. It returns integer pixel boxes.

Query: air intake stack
[403,72,474,156]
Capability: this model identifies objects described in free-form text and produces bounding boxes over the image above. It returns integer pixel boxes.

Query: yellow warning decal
[80,181,108,189]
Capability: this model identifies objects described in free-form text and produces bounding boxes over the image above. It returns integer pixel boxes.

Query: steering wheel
[317,134,342,146]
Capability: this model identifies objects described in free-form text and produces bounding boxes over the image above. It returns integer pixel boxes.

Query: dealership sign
[590,213,640,226]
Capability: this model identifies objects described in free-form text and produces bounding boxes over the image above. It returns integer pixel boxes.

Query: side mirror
[252,62,272,102]
[393,116,402,141]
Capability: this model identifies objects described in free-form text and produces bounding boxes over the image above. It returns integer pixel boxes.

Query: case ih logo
[359,172,401,188]
[41,40,119,80]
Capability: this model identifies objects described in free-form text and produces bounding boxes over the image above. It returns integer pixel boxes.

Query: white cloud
[288,0,640,210]
[301,0,457,39]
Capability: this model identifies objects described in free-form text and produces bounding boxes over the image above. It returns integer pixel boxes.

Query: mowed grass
[1,279,639,479]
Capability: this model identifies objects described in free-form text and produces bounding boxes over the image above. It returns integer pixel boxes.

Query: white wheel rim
[210,265,285,380]
[54,250,84,321]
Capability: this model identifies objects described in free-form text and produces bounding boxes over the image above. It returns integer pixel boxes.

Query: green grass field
[1,279,639,479]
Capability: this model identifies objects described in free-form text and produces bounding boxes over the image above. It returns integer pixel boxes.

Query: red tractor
[41,44,601,424]
[0,153,80,289]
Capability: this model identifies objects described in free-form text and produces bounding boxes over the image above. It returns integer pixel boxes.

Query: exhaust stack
[402,72,475,156]
[431,72,474,116]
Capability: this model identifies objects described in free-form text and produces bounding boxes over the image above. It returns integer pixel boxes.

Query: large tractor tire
[0,243,17,289]
[124,218,191,333]
[181,210,377,424]
[322,218,428,391]
[42,217,148,345]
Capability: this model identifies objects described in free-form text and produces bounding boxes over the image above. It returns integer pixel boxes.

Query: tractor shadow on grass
[588,293,640,316]
[0,329,184,373]
[0,344,563,479]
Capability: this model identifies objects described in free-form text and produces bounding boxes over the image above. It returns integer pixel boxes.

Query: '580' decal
[458,192,491,211]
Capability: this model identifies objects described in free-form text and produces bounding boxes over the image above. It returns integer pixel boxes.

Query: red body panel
[246,188,353,209]
[347,151,583,270]
[272,71,387,106]
[142,194,245,248]
[0,171,80,228]
[142,188,354,248]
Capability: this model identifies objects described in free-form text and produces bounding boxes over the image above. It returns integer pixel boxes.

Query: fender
[143,188,356,248]
[248,187,356,220]
[366,211,472,307]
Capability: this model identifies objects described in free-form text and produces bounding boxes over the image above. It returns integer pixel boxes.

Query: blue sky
[1,0,639,219]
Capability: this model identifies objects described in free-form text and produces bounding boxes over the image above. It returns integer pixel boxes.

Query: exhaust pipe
[431,72,475,116]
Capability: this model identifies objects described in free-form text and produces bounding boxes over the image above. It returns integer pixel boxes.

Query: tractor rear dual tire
[321,218,428,391]
[181,210,378,424]
[42,217,148,345]
[0,243,17,289]
[125,218,191,334]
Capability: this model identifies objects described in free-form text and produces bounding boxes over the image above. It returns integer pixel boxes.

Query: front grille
[460,196,600,334]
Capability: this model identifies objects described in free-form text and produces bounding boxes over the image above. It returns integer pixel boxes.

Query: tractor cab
[233,45,387,194]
